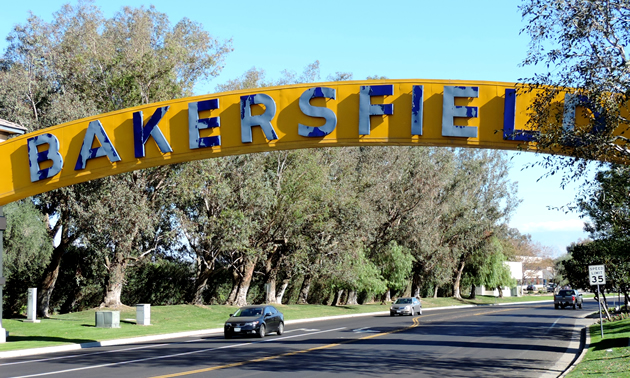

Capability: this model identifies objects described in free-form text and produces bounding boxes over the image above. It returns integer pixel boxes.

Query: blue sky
[0,0,594,256]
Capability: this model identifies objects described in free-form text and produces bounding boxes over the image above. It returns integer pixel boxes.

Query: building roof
[0,118,27,136]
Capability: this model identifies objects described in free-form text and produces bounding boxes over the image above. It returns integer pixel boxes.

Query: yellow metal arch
[0,79,537,206]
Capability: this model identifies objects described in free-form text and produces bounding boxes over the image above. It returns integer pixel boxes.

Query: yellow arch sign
[0,79,538,206]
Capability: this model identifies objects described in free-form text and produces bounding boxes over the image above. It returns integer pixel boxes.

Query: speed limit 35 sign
[588,265,606,285]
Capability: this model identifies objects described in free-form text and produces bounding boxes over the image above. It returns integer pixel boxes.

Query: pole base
[0,328,7,343]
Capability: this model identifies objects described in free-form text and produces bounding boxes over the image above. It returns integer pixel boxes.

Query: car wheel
[573,303,577,309]
[555,304,559,309]
[277,322,284,336]
[579,303,582,309]
[257,324,266,338]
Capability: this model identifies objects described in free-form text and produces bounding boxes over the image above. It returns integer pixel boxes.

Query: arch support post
[0,206,6,342]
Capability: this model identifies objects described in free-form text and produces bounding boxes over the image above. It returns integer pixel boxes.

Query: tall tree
[576,165,630,239]
[520,1,630,181]
[0,1,231,313]
[2,201,52,316]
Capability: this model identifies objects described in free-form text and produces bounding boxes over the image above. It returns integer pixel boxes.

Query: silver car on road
[390,297,422,316]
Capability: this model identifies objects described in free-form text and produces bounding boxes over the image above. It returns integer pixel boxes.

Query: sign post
[589,264,606,338]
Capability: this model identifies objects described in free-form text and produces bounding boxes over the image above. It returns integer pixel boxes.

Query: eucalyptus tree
[576,165,630,239]
[1,201,52,316]
[448,150,518,299]
[171,156,259,305]
[520,1,630,181]
[349,146,451,299]
[0,1,231,312]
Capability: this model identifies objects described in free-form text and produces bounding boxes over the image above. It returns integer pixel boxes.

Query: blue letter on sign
[503,89,537,141]
[27,133,64,182]
[133,106,173,158]
[75,120,121,170]
[411,85,424,136]
[189,99,221,149]
[442,86,478,138]
[298,87,337,137]
[241,94,278,143]
[359,85,394,135]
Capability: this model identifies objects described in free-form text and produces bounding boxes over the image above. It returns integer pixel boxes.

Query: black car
[224,305,284,339]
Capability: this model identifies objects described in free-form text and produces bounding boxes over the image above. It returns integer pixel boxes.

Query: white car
[390,297,422,316]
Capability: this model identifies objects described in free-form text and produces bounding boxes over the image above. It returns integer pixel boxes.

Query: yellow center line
[150,305,529,378]
[149,319,421,378]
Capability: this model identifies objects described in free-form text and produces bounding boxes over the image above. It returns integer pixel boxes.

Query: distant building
[518,255,555,288]
[0,118,27,142]
[475,261,523,297]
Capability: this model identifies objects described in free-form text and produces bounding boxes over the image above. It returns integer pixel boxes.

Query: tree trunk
[452,260,465,299]
[275,277,291,304]
[298,275,312,304]
[469,283,477,299]
[498,286,504,298]
[381,288,391,304]
[101,256,127,308]
[332,289,344,306]
[433,285,439,298]
[37,239,68,318]
[411,270,421,298]
[226,269,241,305]
[263,244,283,304]
[265,267,279,304]
[347,290,358,305]
[233,257,257,307]
[192,257,214,305]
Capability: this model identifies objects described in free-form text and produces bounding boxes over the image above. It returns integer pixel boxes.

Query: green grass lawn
[566,316,630,378]
[0,295,555,352]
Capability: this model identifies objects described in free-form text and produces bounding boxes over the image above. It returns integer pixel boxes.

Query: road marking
[149,319,424,378]
[6,328,345,378]
[352,327,379,333]
[472,308,519,316]
[284,328,319,333]
[0,343,171,367]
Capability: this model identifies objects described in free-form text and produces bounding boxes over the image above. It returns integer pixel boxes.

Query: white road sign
[588,265,606,285]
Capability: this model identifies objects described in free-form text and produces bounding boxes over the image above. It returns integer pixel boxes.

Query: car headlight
[225,323,232,327]
[405,306,411,310]
[390,306,394,310]
[244,321,259,327]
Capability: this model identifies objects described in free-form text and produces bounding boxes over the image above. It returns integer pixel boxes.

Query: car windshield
[558,290,573,296]
[394,298,412,304]
[234,307,263,317]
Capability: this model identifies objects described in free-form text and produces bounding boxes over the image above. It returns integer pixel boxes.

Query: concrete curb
[558,313,593,378]
[0,299,557,359]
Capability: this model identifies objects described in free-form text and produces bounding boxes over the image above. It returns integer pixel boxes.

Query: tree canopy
[520,0,630,181]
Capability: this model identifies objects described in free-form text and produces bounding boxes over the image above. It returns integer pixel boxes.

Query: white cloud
[516,219,585,233]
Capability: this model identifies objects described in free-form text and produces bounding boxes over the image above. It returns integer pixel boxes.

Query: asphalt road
[0,301,596,378]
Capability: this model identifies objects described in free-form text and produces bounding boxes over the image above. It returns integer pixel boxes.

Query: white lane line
[0,343,170,367]
[0,327,322,367]
[548,318,561,331]
[284,328,320,333]
[7,327,347,378]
